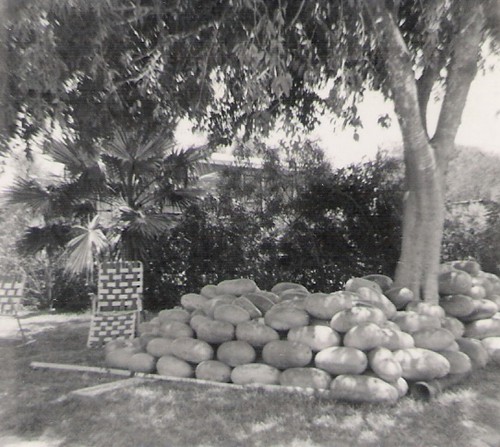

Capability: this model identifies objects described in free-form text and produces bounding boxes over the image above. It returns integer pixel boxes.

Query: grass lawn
[1,313,500,447]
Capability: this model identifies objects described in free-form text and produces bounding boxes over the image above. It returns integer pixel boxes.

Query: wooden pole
[30,361,334,397]
[30,361,133,377]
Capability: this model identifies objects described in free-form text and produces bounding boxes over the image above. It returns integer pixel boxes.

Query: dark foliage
[9,144,500,312]
[278,154,404,291]
[141,151,405,309]
[47,269,96,312]
[143,196,280,310]
[441,147,500,274]
[446,146,500,202]
[481,203,500,274]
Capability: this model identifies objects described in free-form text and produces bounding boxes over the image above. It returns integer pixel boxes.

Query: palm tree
[4,127,211,279]
[2,178,75,307]
[91,128,210,264]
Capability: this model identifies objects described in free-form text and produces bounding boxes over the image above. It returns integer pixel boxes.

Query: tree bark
[364,0,485,302]
[421,3,485,300]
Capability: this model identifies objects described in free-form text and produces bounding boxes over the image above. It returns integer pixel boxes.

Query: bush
[143,197,280,310]
[442,201,500,275]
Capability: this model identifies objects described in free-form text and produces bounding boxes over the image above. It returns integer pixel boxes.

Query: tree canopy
[5,1,495,146]
[3,0,500,301]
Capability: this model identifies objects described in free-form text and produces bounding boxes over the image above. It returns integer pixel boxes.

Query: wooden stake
[30,361,133,377]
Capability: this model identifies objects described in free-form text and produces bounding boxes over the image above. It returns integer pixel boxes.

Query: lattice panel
[96,261,143,312]
[0,274,25,315]
[87,313,137,348]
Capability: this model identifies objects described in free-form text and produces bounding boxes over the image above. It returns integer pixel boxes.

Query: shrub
[278,153,404,291]
[143,197,280,310]
[442,201,500,275]
[49,269,95,312]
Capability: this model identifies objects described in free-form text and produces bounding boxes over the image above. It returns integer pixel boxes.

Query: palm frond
[57,167,107,205]
[3,178,52,215]
[164,144,211,172]
[17,223,72,256]
[143,182,206,211]
[64,215,109,276]
[105,129,136,163]
[111,206,174,260]
[44,139,98,174]
[78,160,108,189]
[3,173,101,219]
[180,144,213,164]
[136,129,176,161]
[107,129,180,167]
[118,207,173,239]
[161,144,212,190]
[103,130,166,190]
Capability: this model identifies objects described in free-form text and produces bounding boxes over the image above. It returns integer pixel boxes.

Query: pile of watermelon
[104,259,500,404]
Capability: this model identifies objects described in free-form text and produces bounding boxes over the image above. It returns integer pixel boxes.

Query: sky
[175,62,500,168]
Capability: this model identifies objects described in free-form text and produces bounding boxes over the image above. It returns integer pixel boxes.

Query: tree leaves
[117,206,173,240]
[111,206,174,261]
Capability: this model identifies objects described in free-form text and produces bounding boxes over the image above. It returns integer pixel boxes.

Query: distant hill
[446,146,500,203]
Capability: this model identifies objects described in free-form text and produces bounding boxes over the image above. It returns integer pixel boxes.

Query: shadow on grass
[1,318,499,447]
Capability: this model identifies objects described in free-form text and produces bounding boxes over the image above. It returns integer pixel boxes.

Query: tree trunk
[365,0,485,302]
[44,254,55,310]
[0,0,9,150]
[394,139,445,303]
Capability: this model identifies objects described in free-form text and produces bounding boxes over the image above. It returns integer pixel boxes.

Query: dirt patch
[0,434,64,447]
[0,313,90,340]
[473,396,500,447]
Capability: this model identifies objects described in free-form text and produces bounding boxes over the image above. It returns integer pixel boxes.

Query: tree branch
[414,0,449,136]
[363,0,432,176]
[286,0,306,31]
[431,3,485,167]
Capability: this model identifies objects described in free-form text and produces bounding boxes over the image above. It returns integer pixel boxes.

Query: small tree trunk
[45,263,54,310]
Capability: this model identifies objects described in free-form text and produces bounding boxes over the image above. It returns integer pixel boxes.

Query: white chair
[87,261,143,348]
[0,273,28,343]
